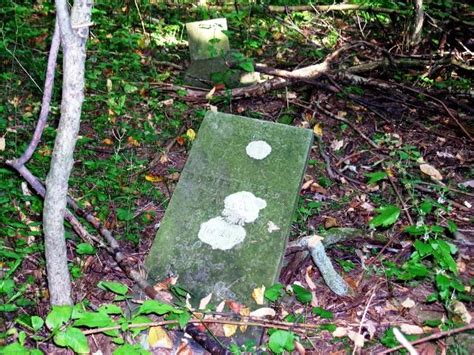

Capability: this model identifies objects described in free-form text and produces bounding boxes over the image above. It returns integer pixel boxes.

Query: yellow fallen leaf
[145,174,163,183]
[420,163,443,180]
[251,285,265,305]
[223,324,238,337]
[239,307,250,332]
[148,326,173,349]
[127,136,140,147]
[313,123,323,137]
[102,138,113,145]
[186,128,196,141]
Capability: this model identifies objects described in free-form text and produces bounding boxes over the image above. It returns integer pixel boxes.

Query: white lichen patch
[267,221,280,233]
[198,191,267,250]
[246,140,272,160]
[222,191,267,225]
[198,217,246,250]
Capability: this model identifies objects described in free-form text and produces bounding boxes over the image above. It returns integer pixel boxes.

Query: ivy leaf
[178,311,191,329]
[238,60,254,72]
[292,284,312,304]
[130,315,152,337]
[137,300,179,316]
[366,171,387,185]
[54,326,89,354]
[98,281,129,295]
[31,316,44,331]
[0,342,30,355]
[312,307,333,319]
[264,283,283,302]
[98,303,123,315]
[76,243,96,255]
[46,305,73,331]
[74,311,114,328]
[369,205,400,228]
[113,343,150,355]
[268,330,295,353]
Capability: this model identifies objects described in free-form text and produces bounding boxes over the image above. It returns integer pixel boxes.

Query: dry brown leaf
[304,266,317,291]
[420,163,443,180]
[148,326,173,349]
[294,340,306,354]
[324,216,339,229]
[252,285,265,305]
[226,300,243,313]
[301,179,314,190]
[176,340,193,355]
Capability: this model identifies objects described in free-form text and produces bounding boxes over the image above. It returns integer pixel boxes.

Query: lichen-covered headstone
[145,112,313,304]
[184,18,259,88]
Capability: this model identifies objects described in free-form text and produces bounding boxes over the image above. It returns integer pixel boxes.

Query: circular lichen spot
[222,191,267,226]
[198,217,246,250]
[246,140,271,160]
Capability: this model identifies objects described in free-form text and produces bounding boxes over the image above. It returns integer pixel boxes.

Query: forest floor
[1,2,473,354]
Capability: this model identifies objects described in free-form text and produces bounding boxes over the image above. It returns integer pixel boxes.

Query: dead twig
[315,101,381,149]
[377,323,474,354]
[82,314,323,336]
[388,175,414,225]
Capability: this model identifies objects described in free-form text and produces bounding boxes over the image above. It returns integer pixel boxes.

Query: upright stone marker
[146,112,313,304]
[184,18,259,88]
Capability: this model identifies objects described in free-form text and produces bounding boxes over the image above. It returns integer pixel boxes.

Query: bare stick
[11,21,61,167]
[377,323,474,354]
[388,175,414,225]
[315,101,380,149]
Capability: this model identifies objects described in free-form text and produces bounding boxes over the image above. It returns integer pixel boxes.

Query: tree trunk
[411,0,424,45]
[43,0,93,306]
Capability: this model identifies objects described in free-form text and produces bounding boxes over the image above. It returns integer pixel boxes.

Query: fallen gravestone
[184,18,259,88]
[145,111,313,304]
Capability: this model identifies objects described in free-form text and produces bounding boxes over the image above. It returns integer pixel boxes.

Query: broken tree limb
[268,4,411,15]
[292,235,351,296]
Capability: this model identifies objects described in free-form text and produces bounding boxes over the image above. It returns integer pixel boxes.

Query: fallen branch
[82,316,321,336]
[268,4,410,15]
[378,323,474,354]
[289,235,351,296]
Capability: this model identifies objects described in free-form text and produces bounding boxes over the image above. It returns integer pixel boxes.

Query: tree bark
[43,0,93,306]
[411,0,424,45]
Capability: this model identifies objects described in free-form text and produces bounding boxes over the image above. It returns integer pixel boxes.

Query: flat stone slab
[146,112,313,304]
